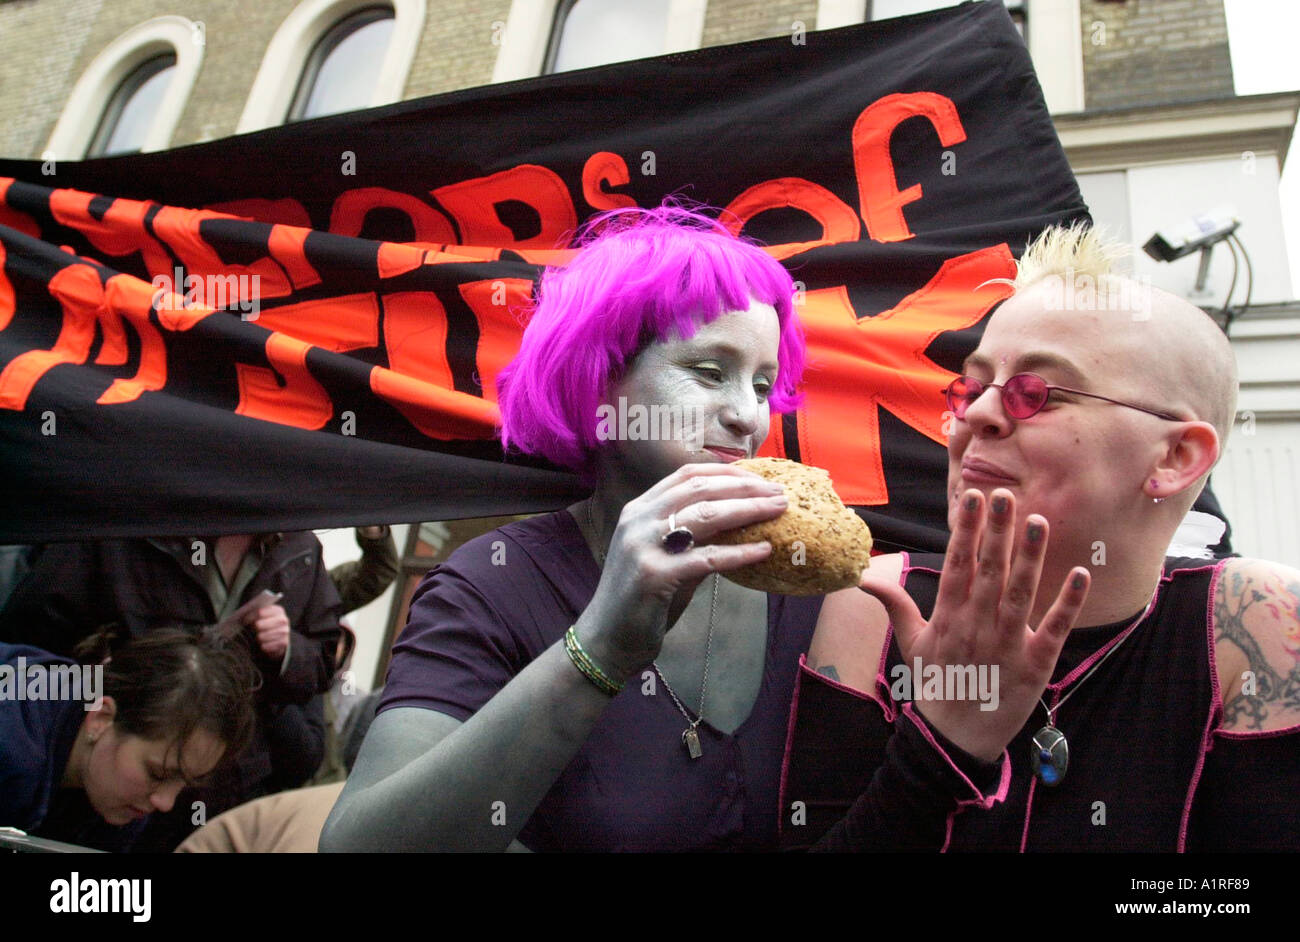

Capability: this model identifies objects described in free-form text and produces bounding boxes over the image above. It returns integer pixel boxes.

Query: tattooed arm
[806,554,902,695]
[1214,558,1300,733]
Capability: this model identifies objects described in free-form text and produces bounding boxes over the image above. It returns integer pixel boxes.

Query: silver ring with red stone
[662,512,695,554]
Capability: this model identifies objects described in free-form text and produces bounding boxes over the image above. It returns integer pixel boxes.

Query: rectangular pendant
[682,727,703,759]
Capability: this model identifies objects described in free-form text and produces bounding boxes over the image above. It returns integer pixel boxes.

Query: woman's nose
[719,385,760,436]
[961,384,1012,437]
[151,780,185,813]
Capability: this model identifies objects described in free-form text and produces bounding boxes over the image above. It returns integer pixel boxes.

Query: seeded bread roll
[714,457,872,596]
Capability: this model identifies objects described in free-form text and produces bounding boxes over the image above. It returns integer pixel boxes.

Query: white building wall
[1212,315,1300,569]
[1079,163,1299,568]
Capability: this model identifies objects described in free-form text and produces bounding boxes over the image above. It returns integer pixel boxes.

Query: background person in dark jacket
[0,531,342,850]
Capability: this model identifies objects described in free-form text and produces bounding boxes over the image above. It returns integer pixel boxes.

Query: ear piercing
[1150,478,1164,504]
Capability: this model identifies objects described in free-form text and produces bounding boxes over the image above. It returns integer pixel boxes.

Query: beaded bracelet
[564,626,624,696]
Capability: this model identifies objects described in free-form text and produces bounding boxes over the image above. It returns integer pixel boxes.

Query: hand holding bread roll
[713,457,872,595]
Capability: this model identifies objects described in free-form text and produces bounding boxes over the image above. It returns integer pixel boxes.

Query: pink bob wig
[496,203,806,477]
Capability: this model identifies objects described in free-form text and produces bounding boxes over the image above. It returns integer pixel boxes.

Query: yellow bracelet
[564,626,623,696]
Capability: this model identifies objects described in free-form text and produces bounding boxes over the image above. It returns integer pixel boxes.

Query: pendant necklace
[1031,588,1158,787]
[585,498,717,759]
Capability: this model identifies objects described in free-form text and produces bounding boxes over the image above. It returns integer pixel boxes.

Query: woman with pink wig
[322,204,818,851]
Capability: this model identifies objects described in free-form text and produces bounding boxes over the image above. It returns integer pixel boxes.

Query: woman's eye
[754,381,772,400]
[693,365,724,382]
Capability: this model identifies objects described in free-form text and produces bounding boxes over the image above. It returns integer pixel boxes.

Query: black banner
[0,0,1085,547]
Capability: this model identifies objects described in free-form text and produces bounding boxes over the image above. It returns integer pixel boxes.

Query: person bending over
[1,627,255,851]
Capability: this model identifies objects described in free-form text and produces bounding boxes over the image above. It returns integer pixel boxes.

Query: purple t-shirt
[381,510,822,851]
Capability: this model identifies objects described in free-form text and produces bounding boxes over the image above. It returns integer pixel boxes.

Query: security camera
[1143,208,1240,262]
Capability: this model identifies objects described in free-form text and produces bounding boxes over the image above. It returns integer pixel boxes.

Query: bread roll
[714,457,872,595]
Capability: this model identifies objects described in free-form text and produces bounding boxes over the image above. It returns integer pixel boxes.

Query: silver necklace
[1031,588,1158,787]
[584,498,717,759]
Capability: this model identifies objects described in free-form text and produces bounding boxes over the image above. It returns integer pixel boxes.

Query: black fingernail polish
[965,495,977,512]
[1027,522,1044,543]
[992,496,1008,515]
[1072,572,1086,590]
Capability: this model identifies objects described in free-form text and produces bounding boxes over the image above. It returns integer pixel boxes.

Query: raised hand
[248,603,291,660]
[858,487,1090,761]
[578,462,787,680]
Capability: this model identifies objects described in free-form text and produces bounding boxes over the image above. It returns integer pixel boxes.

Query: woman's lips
[704,446,747,462]
[960,458,1017,485]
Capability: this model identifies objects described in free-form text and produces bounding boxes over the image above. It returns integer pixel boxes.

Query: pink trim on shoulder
[1175,557,1231,852]
[1203,558,1228,724]
[1215,722,1300,740]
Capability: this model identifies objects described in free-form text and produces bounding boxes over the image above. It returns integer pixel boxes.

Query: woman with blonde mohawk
[788,223,1300,852]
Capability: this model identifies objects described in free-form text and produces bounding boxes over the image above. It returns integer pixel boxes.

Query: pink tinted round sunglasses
[944,372,1183,422]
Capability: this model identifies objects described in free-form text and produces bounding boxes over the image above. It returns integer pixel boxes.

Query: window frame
[238,0,426,134]
[86,53,178,158]
[285,4,396,123]
[46,16,203,160]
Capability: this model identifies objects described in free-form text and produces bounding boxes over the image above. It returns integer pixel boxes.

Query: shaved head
[1007,224,1239,459]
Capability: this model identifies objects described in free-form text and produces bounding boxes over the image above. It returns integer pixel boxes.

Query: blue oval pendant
[1031,725,1068,787]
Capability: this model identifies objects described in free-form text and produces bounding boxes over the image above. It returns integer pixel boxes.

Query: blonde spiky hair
[995,221,1239,476]
[1013,220,1130,289]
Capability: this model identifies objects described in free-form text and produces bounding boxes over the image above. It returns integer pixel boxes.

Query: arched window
[46,16,202,160]
[239,0,425,133]
[287,6,395,121]
[87,54,177,157]
[544,0,671,74]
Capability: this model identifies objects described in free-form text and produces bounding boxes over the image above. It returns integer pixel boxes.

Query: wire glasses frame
[944,373,1184,422]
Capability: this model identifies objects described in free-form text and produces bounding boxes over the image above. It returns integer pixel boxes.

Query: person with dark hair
[322,204,812,852]
[0,626,256,851]
[0,531,343,850]
[174,687,383,853]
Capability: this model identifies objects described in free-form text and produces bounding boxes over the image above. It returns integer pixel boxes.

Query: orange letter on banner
[0,241,13,332]
[203,200,324,290]
[432,165,578,252]
[206,198,312,229]
[383,291,453,392]
[723,178,860,260]
[0,264,102,410]
[853,93,966,243]
[49,190,174,280]
[329,187,458,248]
[267,224,322,291]
[152,205,294,303]
[457,278,534,403]
[757,245,1014,505]
[371,290,499,440]
[234,293,380,429]
[0,265,182,410]
[96,273,177,405]
[236,332,332,429]
[0,178,41,238]
[582,152,637,212]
